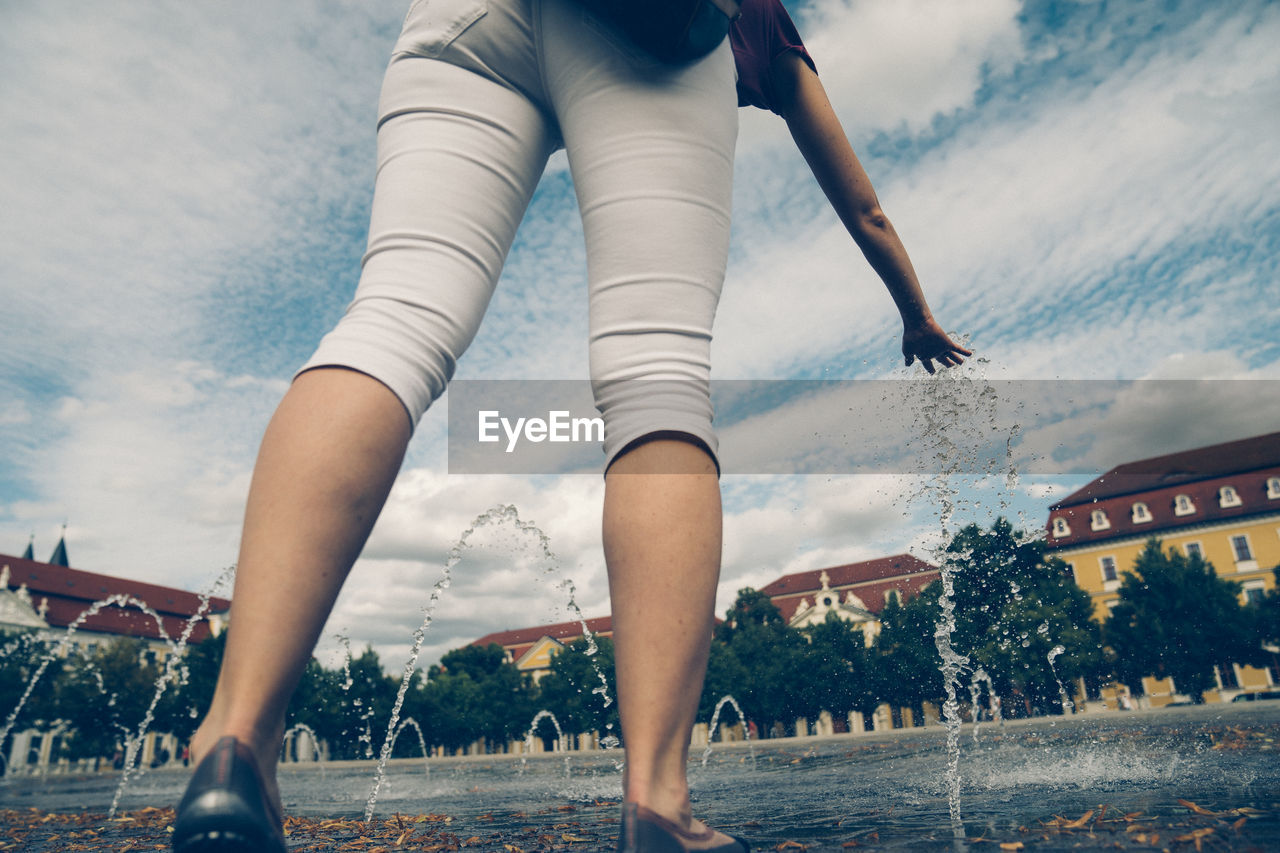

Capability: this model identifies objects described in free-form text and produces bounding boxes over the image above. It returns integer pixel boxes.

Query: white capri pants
[300,0,738,469]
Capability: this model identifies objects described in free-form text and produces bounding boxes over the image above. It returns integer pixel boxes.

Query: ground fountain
[701,695,752,767]
[363,505,614,821]
[387,717,430,773]
[282,723,326,767]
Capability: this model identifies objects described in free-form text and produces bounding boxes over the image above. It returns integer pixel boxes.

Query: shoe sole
[173,828,282,853]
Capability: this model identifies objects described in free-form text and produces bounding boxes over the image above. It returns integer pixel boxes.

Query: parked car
[1231,690,1280,702]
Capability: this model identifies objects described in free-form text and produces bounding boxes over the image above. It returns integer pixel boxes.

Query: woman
[171,1,968,851]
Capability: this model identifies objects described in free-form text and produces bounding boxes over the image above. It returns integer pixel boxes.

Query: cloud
[718,1,1280,381]
[801,0,1025,136]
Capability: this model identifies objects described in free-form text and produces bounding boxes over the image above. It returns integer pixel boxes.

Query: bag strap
[706,0,741,22]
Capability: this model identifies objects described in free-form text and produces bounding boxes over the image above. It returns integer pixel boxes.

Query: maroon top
[729,0,817,115]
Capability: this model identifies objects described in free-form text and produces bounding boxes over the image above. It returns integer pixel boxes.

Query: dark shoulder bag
[574,0,743,64]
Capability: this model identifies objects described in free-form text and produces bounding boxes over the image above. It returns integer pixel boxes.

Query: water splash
[282,722,326,768]
[365,505,590,820]
[388,717,430,774]
[700,695,752,767]
[1047,645,1074,716]
[967,668,1000,746]
[903,366,1012,839]
[522,710,571,778]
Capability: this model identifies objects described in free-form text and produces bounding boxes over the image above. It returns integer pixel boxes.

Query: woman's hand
[902,317,972,374]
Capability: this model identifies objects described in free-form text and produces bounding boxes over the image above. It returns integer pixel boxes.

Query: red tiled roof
[1,554,230,644]
[1052,431,1280,508]
[772,573,937,622]
[472,615,615,650]
[1046,466,1280,549]
[757,554,938,597]
[758,554,940,622]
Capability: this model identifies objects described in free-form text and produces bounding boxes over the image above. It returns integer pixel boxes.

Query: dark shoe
[172,736,286,853]
[617,802,749,852]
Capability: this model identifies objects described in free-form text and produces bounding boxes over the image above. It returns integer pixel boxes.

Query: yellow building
[1045,431,1280,703]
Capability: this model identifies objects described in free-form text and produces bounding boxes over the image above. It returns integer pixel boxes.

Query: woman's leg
[190,367,411,803]
[541,0,739,839]
[603,438,722,831]
[186,42,555,809]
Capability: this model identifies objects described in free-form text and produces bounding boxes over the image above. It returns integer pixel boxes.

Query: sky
[2,0,1278,673]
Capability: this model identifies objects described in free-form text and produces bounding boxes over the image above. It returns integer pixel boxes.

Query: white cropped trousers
[300,0,738,468]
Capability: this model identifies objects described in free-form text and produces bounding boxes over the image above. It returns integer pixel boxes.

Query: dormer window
[1267,477,1280,499]
[1174,494,1195,516]
[1218,486,1241,508]
[1131,502,1152,523]
[1052,517,1071,537]
[1090,509,1110,531]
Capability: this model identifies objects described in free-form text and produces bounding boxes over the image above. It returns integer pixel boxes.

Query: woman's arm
[769,51,970,372]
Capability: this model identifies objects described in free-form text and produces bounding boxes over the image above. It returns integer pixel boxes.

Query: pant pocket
[393,0,489,57]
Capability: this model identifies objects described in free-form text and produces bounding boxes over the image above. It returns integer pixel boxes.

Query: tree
[873,582,944,715]
[536,637,618,744]
[53,638,165,762]
[943,519,1104,714]
[801,612,879,726]
[712,588,814,735]
[306,646,397,760]
[1105,539,1264,703]
[154,630,227,745]
[1254,568,1280,683]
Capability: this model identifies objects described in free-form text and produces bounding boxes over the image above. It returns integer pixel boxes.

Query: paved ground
[3,706,1279,850]
[1,796,1277,851]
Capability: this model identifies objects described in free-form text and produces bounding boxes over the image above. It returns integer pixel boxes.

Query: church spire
[48,526,69,567]
[21,534,34,561]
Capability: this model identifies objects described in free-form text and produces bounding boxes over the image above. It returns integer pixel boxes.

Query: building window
[1243,582,1266,605]
[1090,509,1110,531]
[1230,535,1253,563]
[1174,494,1195,516]
[1184,542,1203,560]
[1100,556,1118,582]
[1268,477,1280,499]
[1131,502,1152,523]
[1218,486,1242,508]
[1052,517,1070,537]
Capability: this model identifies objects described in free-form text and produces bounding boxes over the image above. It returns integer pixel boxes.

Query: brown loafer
[617,802,749,852]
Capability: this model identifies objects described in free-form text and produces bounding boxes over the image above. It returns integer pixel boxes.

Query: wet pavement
[2,702,1278,851]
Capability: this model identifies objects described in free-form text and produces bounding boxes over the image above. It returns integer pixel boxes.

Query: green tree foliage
[873,583,943,715]
[943,519,1104,714]
[1105,539,1264,703]
[53,638,164,762]
[710,589,819,735]
[300,646,397,760]
[1255,568,1280,648]
[536,637,618,743]
[802,612,878,724]
[396,643,538,754]
[152,630,227,745]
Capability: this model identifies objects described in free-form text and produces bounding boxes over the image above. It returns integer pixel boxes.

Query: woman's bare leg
[190,367,411,804]
[604,437,729,844]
